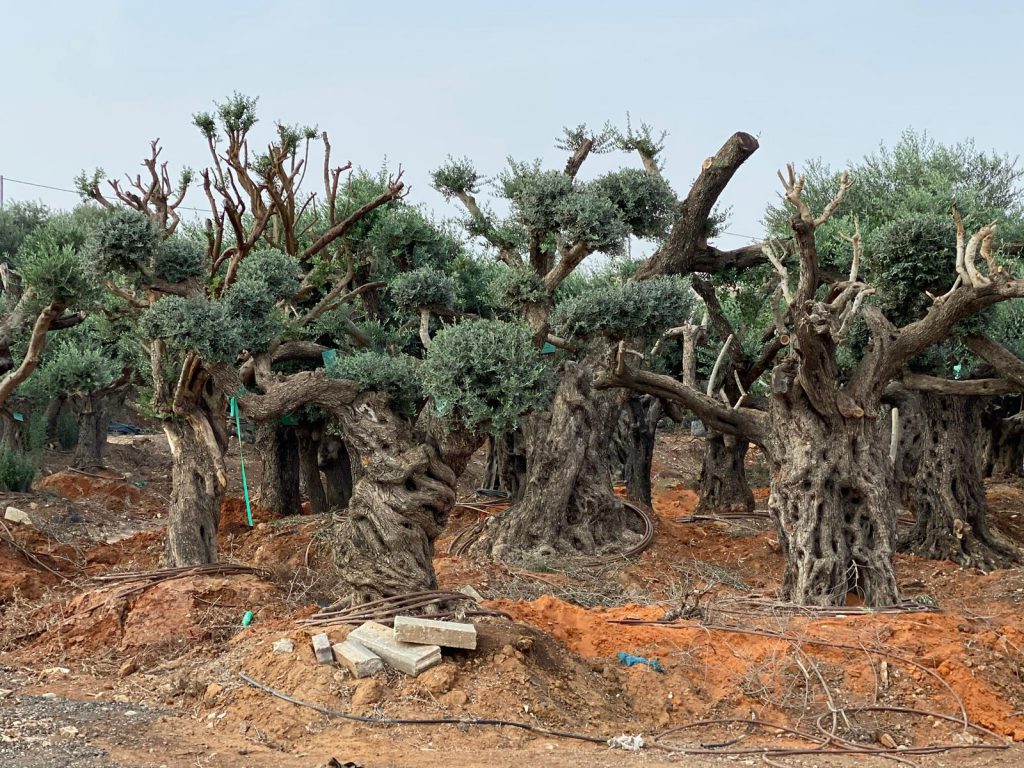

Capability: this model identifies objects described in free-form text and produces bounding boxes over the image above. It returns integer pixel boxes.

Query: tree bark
[767,393,900,607]
[695,432,754,514]
[983,409,1024,478]
[482,429,529,501]
[320,434,353,510]
[472,358,645,563]
[44,395,66,441]
[255,422,301,516]
[329,393,482,603]
[895,392,1019,569]
[611,394,661,506]
[71,394,109,469]
[164,412,228,566]
[297,424,329,515]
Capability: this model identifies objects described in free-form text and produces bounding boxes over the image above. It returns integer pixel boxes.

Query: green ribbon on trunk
[229,394,253,528]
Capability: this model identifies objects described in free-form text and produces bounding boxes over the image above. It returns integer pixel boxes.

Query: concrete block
[4,506,31,525]
[348,621,441,676]
[459,585,484,603]
[393,616,477,650]
[311,632,333,664]
[334,639,383,678]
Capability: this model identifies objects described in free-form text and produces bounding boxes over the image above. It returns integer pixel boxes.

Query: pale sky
[3,1,1021,253]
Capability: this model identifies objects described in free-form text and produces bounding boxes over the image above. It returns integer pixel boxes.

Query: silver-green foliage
[141,296,241,363]
[389,267,457,310]
[551,276,694,342]
[325,351,422,417]
[90,207,161,276]
[420,319,551,433]
[154,237,205,283]
[14,215,95,303]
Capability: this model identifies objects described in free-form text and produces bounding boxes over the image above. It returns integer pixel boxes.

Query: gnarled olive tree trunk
[895,392,1018,569]
[983,409,1024,478]
[297,424,329,515]
[472,357,644,563]
[611,394,662,506]
[70,393,110,470]
[696,431,754,515]
[164,408,229,566]
[255,422,301,516]
[482,428,529,501]
[329,393,483,603]
[767,390,899,607]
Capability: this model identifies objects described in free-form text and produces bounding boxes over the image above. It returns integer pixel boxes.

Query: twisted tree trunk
[164,409,229,566]
[984,409,1024,478]
[696,431,754,514]
[895,392,1018,569]
[255,422,301,516]
[330,393,482,603]
[611,394,661,506]
[768,391,899,606]
[472,358,644,564]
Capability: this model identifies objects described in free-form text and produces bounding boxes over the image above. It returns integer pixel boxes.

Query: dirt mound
[21,572,284,666]
[196,617,630,744]
[38,470,145,510]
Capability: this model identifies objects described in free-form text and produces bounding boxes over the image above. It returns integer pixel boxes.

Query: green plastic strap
[540,342,556,355]
[229,396,253,528]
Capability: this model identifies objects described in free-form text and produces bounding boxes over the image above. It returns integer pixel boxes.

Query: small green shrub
[0,448,37,492]
[57,411,79,450]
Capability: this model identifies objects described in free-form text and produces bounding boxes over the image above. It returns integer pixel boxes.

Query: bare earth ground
[1,427,1023,767]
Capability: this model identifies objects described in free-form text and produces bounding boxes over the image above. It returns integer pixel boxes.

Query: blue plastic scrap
[617,651,664,672]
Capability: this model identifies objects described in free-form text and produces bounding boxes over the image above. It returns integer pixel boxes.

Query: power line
[0,175,215,215]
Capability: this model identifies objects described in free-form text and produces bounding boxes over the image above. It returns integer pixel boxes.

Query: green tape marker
[321,349,338,366]
[540,342,556,354]
[229,396,253,528]
[12,411,24,422]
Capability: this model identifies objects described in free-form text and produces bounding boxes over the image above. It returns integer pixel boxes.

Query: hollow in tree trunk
[320,435,353,510]
[472,358,644,564]
[328,393,483,603]
[895,392,1019,569]
[255,422,301,516]
[611,394,662,506]
[164,410,229,566]
[297,424,329,515]
[70,393,110,470]
[767,386,899,607]
[695,431,754,515]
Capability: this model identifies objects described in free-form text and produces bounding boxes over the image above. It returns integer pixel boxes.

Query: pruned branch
[0,302,65,408]
[965,332,1024,389]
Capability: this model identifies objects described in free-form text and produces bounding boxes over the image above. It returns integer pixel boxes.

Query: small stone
[59,726,79,738]
[4,506,31,525]
[40,692,57,699]
[43,667,70,675]
[459,585,484,603]
[419,664,456,695]
[440,690,469,708]
[311,632,333,664]
[351,678,384,706]
[514,636,534,653]
[272,638,295,654]
[203,683,223,703]
[879,732,897,749]
[117,659,139,678]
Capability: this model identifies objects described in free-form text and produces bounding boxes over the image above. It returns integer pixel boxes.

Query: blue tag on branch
[11,412,24,422]
[540,342,556,354]
[280,413,299,426]
[322,349,338,366]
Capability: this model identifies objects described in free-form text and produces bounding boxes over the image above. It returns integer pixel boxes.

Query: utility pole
[1,175,4,209]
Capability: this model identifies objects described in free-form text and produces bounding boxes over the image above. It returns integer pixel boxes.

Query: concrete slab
[333,639,384,678]
[348,621,441,676]
[311,632,333,664]
[393,616,477,650]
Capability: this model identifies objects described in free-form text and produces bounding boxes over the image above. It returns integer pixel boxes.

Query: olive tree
[601,161,1024,606]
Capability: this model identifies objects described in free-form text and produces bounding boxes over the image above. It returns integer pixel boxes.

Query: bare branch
[705,334,734,397]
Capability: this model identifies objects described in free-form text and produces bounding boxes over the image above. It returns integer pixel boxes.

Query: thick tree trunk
[320,435,353,510]
[895,392,1018,569]
[696,432,754,514]
[44,394,66,441]
[329,393,482,603]
[255,422,301,516]
[611,394,661,506]
[71,394,109,469]
[483,429,529,501]
[297,425,329,515]
[164,413,228,566]
[767,392,899,607]
[472,358,644,563]
[984,410,1024,478]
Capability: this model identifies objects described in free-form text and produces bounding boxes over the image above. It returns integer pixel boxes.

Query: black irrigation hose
[238,672,608,744]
